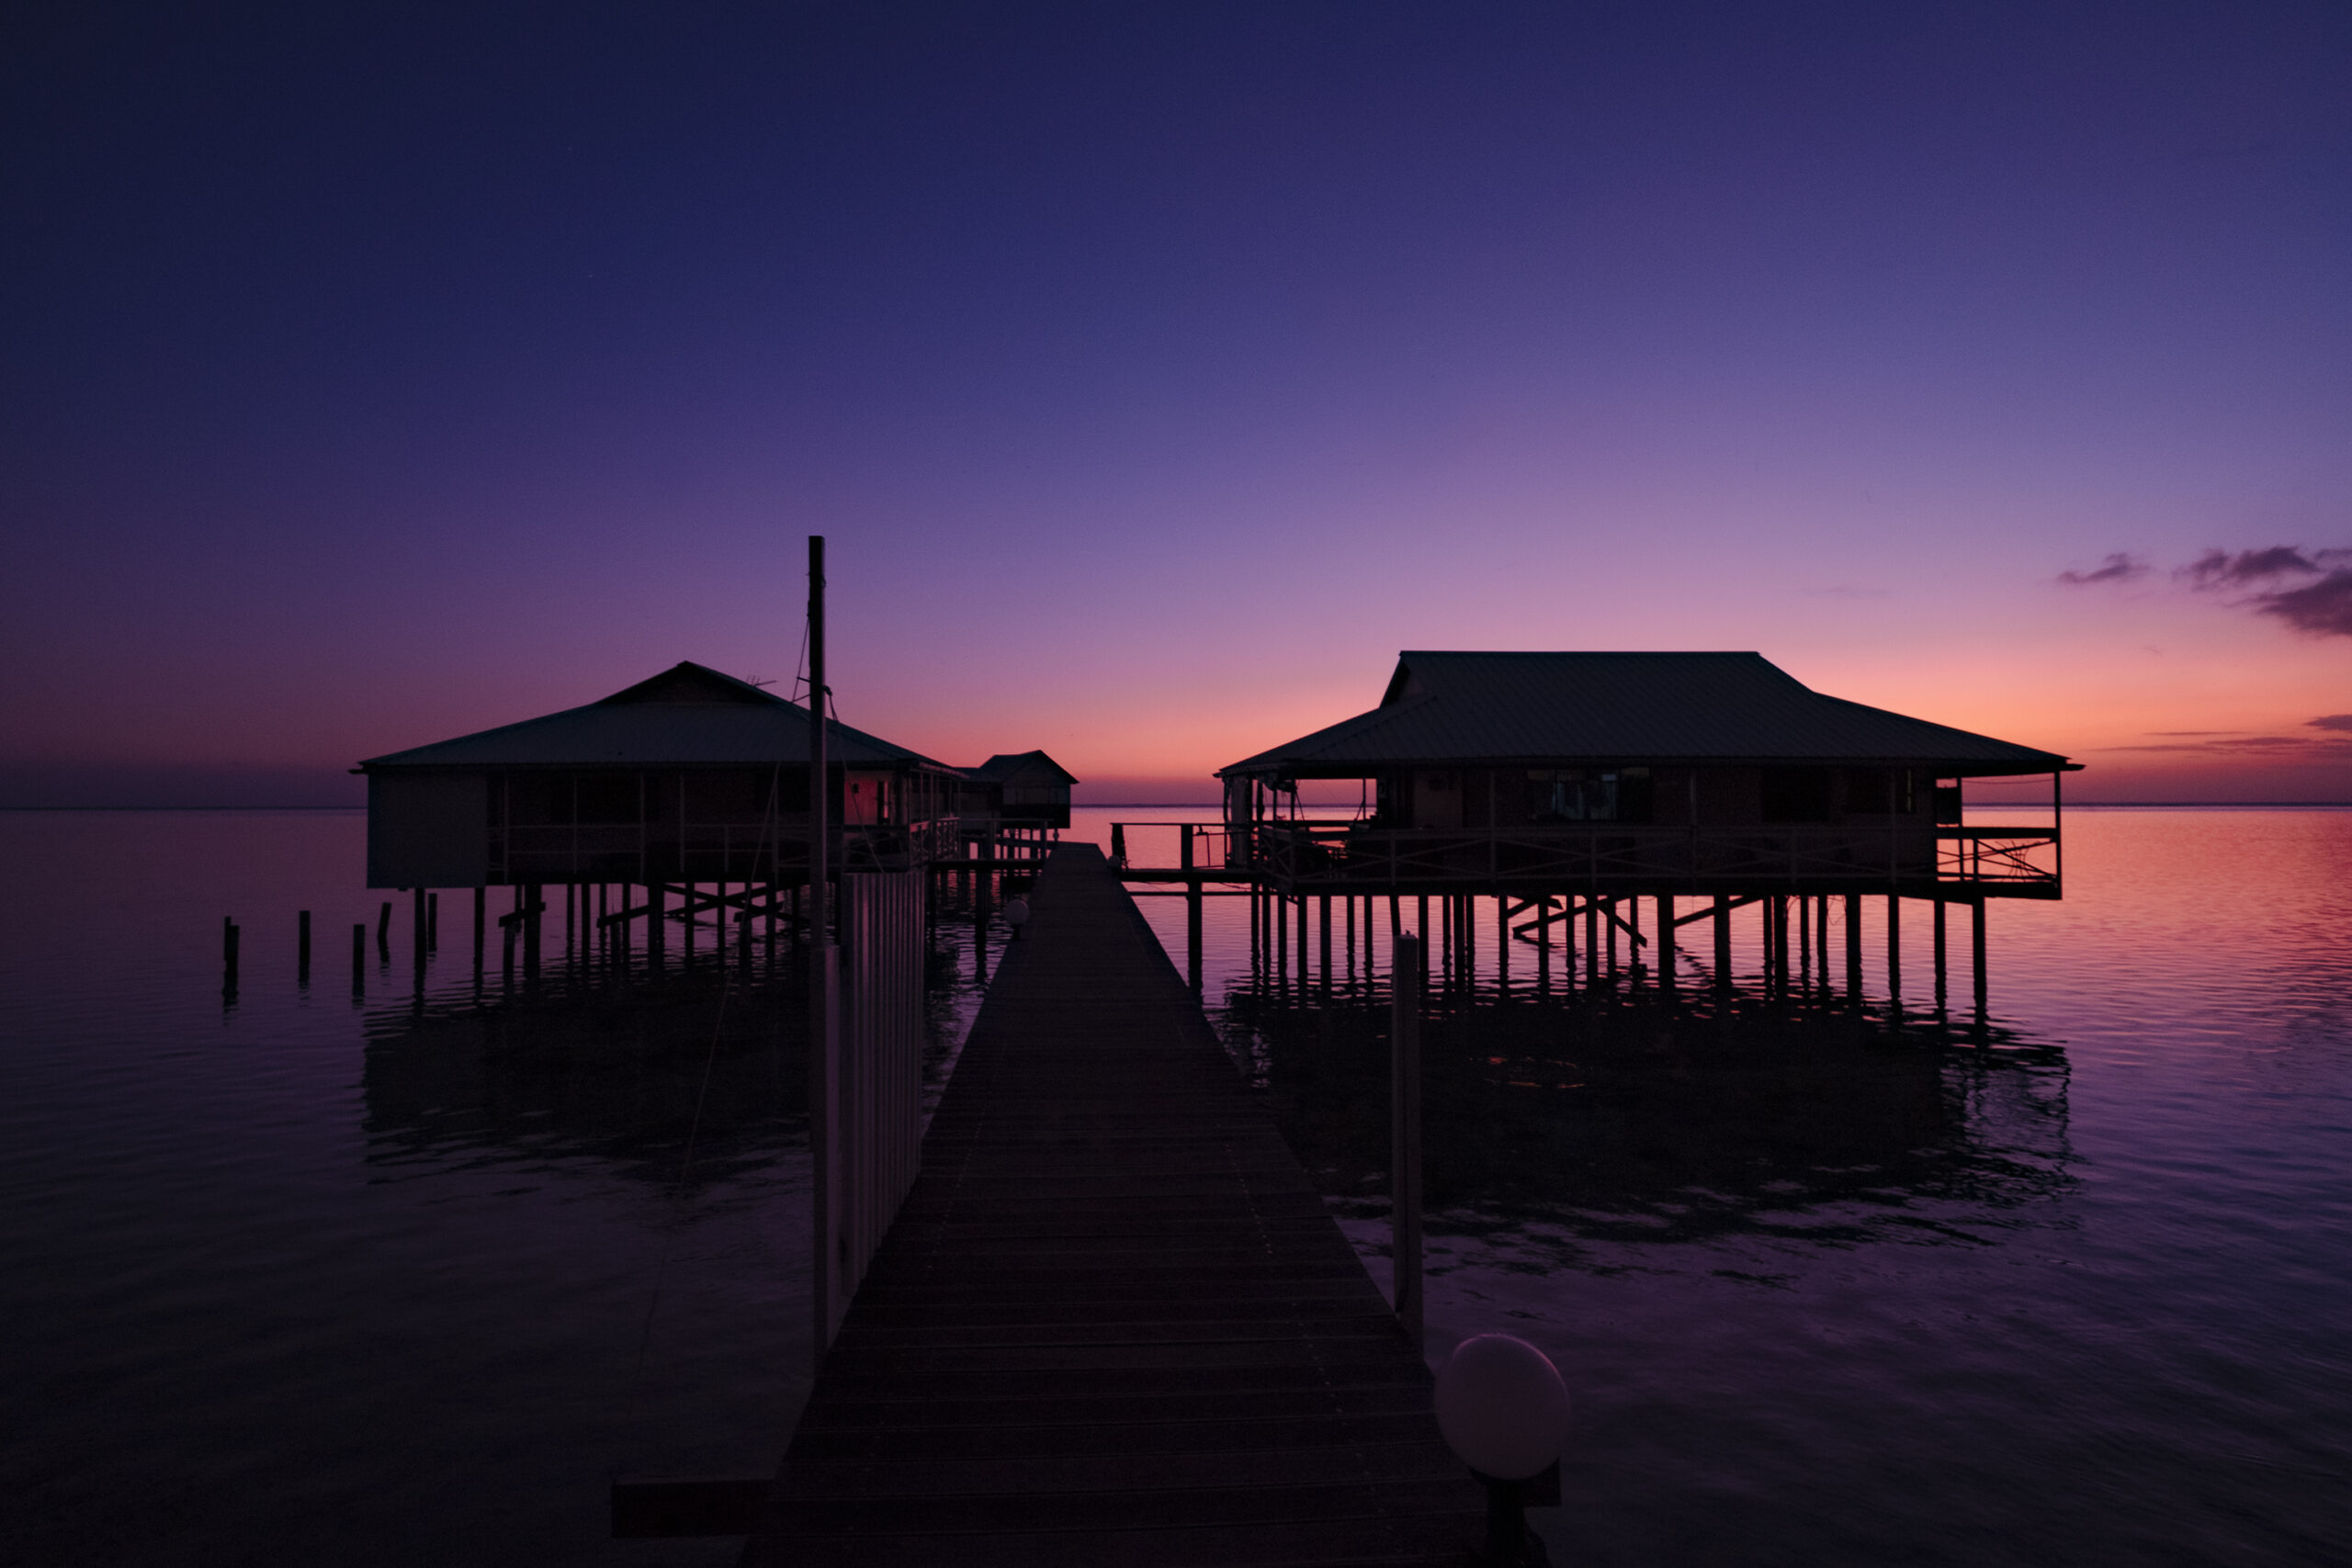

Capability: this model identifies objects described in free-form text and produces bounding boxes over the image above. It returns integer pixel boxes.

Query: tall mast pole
[808,535,837,1360]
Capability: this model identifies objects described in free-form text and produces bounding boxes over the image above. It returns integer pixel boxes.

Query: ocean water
[4,807,2348,1565]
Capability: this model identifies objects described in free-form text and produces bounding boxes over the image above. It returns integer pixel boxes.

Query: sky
[5,0,2349,805]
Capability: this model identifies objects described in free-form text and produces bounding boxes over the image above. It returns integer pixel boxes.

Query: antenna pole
[808,536,840,1361]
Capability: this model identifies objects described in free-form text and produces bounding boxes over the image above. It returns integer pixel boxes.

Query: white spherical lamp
[1003,897,1032,938]
[1436,1333,1569,1480]
[1436,1334,1567,1565]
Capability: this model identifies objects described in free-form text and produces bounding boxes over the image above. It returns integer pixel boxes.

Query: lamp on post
[1004,896,1032,941]
[1435,1333,1569,1566]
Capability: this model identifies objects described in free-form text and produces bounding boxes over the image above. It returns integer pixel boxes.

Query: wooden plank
[741,845,1479,1566]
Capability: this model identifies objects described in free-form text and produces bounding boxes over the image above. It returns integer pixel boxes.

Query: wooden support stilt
[427,893,439,953]
[221,917,239,998]
[649,883,666,968]
[1712,895,1731,990]
[1536,897,1552,997]
[1933,897,1948,1017]
[412,886,427,976]
[1972,898,1988,1024]
[1495,895,1508,998]
[1845,893,1863,1002]
[473,887,485,971]
[1771,896,1790,994]
[1318,895,1331,998]
[1798,894,1811,995]
[298,910,311,984]
[376,900,391,961]
[1417,897,1430,989]
[1390,932,1423,1348]
[1587,898,1600,987]
[1657,894,1675,993]
[524,884,541,983]
[1886,895,1903,1019]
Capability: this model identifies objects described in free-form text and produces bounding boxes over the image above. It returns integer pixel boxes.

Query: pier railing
[491,816,960,886]
[1242,821,2059,897]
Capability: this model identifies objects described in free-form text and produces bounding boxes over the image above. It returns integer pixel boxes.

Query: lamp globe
[1435,1333,1568,1481]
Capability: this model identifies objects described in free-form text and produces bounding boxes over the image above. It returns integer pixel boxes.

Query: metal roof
[1219,652,2075,777]
[964,750,1080,785]
[358,661,953,772]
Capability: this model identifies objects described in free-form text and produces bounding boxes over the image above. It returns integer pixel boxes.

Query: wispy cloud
[2254,570,2352,637]
[2100,730,2352,756]
[2176,546,2339,591]
[2055,552,2147,587]
[2306,715,2352,733]
[2065,543,2352,639]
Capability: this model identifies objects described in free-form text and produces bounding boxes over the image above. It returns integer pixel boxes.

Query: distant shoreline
[8,801,2352,813]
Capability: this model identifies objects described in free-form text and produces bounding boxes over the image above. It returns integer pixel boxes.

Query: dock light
[1004,897,1031,940]
[1436,1333,1568,1567]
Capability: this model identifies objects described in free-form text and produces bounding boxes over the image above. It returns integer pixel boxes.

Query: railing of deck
[1241,821,2058,893]
[492,816,960,884]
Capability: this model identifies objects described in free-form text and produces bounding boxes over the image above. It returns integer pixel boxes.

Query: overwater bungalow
[955,750,1078,833]
[1216,651,2076,902]
[359,660,963,889]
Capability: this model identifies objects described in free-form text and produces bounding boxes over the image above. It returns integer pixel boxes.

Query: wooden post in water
[1535,898,1551,998]
[524,884,541,984]
[472,887,485,972]
[1933,897,1948,1018]
[1182,826,1202,994]
[1844,894,1864,1002]
[428,892,439,953]
[1799,894,1812,996]
[1587,898,1601,988]
[1972,898,1988,1025]
[298,910,311,985]
[1318,895,1331,998]
[376,901,391,961]
[1712,895,1731,991]
[1657,894,1675,995]
[1390,933,1423,1348]
[412,887,426,976]
[221,917,239,998]
[1771,896,1790,995]
[1885,895,1902,1019]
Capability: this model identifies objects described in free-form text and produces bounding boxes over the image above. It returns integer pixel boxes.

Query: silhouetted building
[1216,651,2075,899]
[359,661,962,887]
[956,750,1077,831]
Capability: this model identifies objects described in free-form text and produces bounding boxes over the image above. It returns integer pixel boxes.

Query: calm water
[5,808,2349,1564]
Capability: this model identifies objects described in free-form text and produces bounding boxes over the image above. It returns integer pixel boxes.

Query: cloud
[2255,570,2352,637]
[2177,546,2326,591]
[2055,552,2147,586]
[2099,733,2352,756]
[2309,715,2352,733]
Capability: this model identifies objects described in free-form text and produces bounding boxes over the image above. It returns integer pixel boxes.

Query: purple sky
[6,2,2349,805]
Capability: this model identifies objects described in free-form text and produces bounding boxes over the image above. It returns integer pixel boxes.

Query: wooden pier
[742,843,1483,1566]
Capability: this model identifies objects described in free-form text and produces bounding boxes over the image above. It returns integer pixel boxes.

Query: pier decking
[743,844,1482,1566]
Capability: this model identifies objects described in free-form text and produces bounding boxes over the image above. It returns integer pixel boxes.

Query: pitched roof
[1219,652,2074,777]
[359,661,947,771]
[965,750,1080,785]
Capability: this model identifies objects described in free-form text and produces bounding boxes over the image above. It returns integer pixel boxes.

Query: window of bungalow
[1524,768,1652,823]
[1843,768,1919,817]
[1760,766,1834,824]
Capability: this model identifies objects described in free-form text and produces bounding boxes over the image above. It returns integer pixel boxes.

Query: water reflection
[1222,978,2075,1261]
[353,874,1012,1181]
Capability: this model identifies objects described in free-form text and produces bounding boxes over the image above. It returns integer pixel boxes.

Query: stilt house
[1216,652,2076,900]
[956,750,1078,832]
[359,661,962,888]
